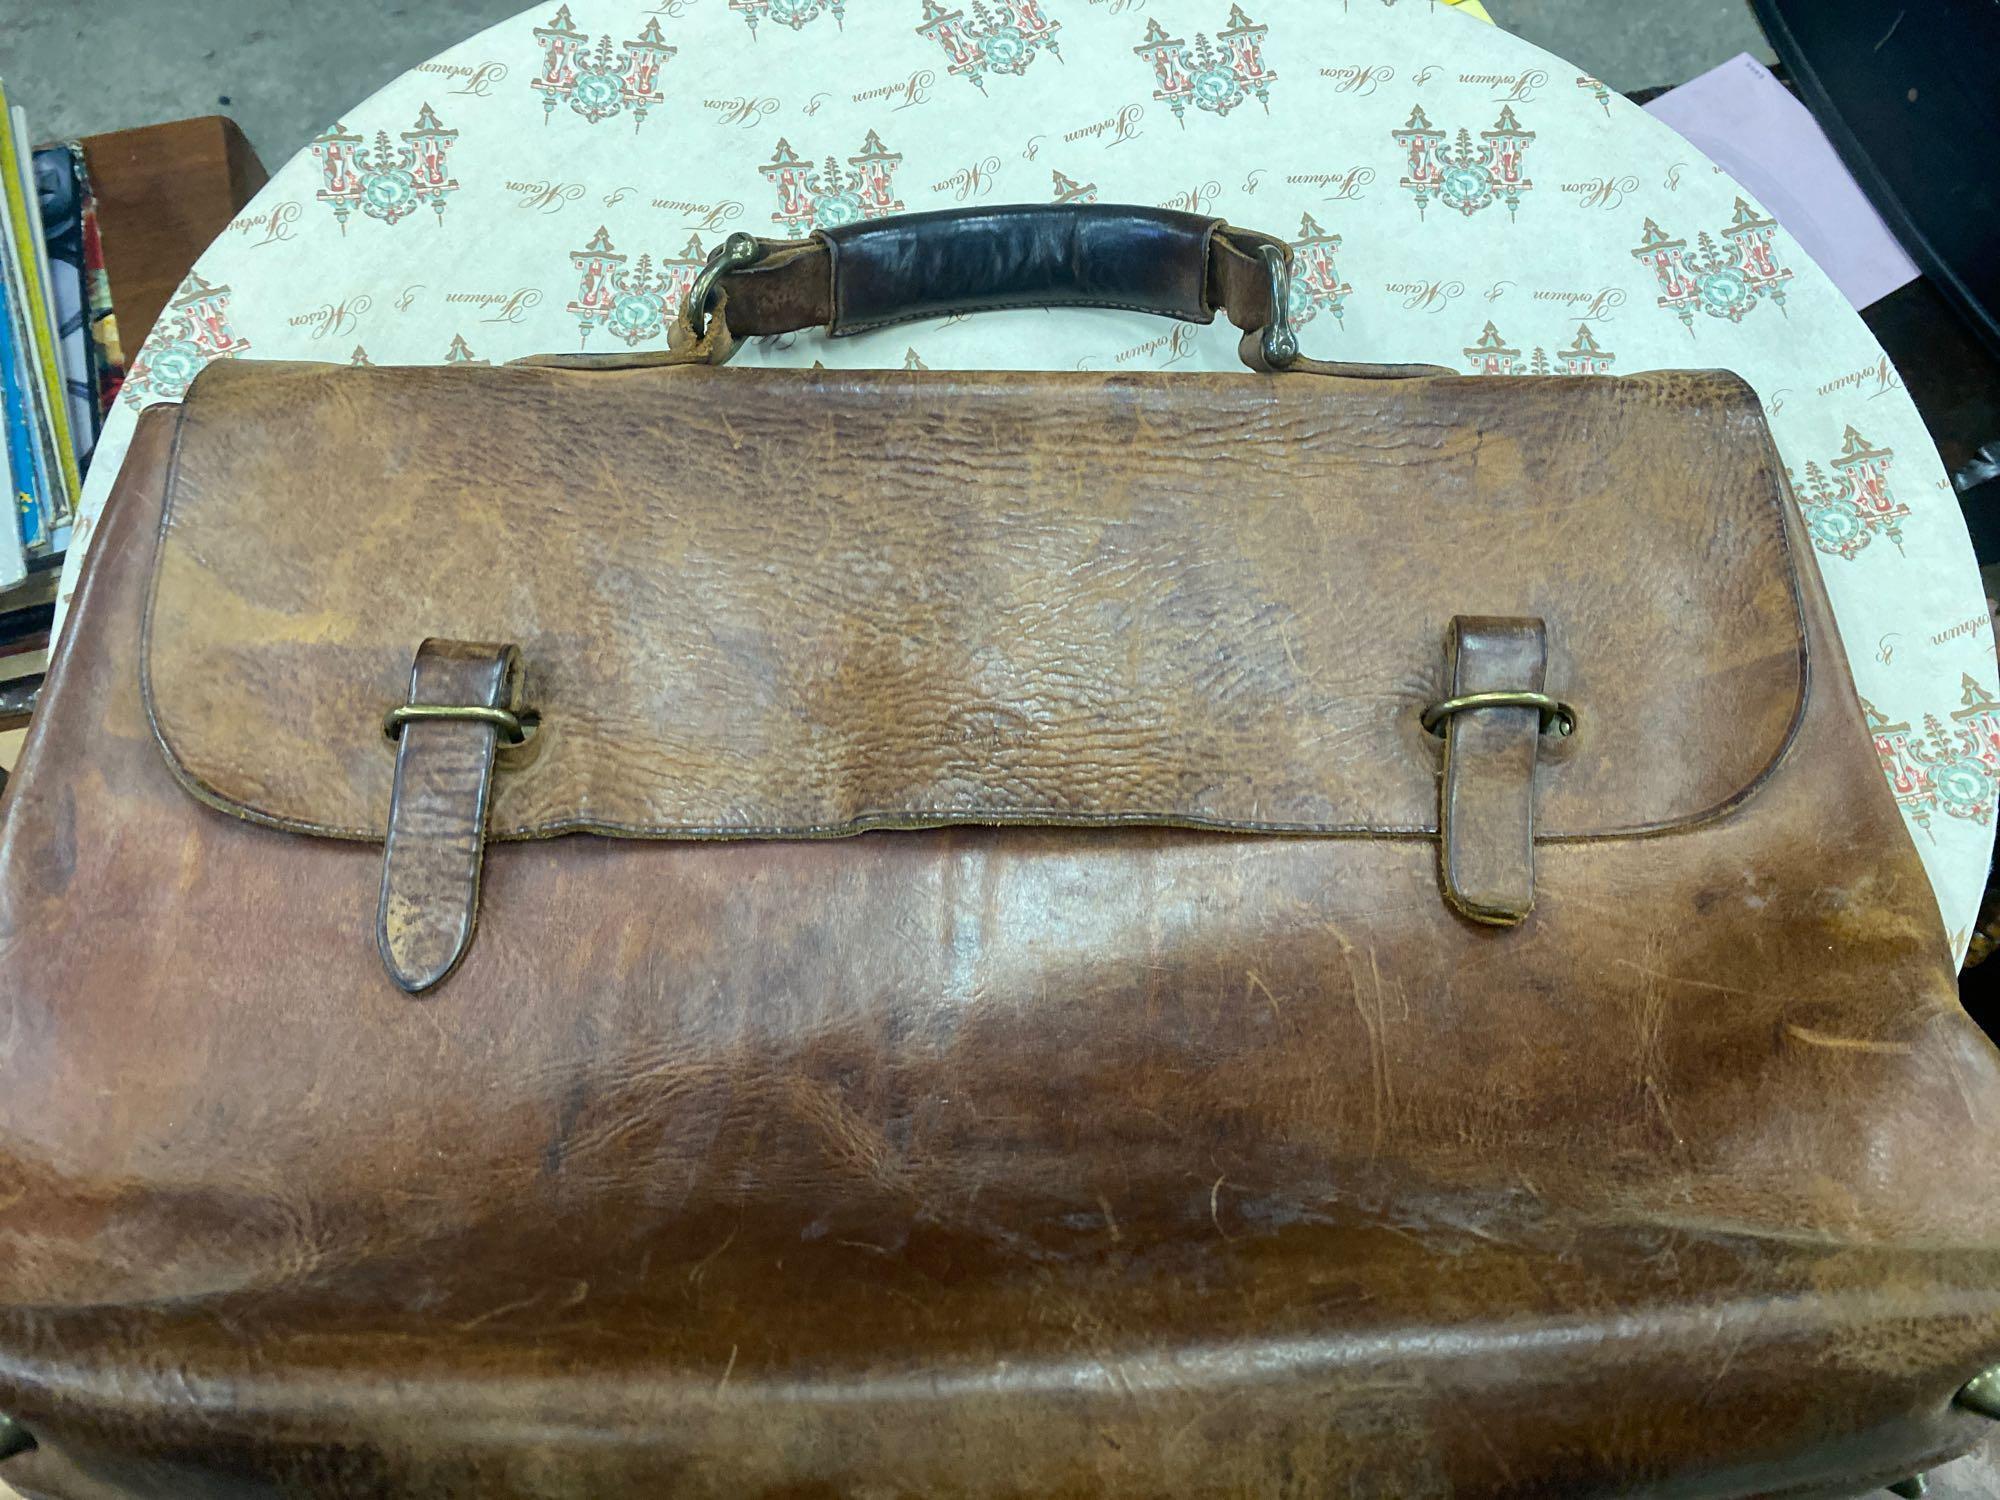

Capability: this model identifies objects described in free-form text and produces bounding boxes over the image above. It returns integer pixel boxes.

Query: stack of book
[0,76,126,718]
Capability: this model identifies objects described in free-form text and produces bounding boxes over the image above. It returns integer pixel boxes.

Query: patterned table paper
[56,0,1999,959]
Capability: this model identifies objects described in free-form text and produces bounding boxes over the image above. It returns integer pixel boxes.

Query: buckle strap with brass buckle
[377,641,524,995]
[1434,618,1561,927]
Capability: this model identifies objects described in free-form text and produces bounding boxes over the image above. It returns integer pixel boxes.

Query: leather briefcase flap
[142,358,1805,844]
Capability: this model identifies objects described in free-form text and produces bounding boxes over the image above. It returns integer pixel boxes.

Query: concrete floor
[3,0,1775,169]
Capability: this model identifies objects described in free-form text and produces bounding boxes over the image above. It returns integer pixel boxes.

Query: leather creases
[7,366,1997,1499]
[140,361,1809,851]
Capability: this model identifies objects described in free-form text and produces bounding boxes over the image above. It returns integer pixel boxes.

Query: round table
[59,0,1999,959]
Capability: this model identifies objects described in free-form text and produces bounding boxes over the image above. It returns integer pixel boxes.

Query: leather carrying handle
[820,205,1281,335]
[676,203,1296,366]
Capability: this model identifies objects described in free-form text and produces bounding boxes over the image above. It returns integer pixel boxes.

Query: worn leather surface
[145,360,1804,850]
[819,206,1264,335]
[0,364,1997,1497]
[1439,617,1548,925]
[685,207,1285,349]
[377,641,519,994]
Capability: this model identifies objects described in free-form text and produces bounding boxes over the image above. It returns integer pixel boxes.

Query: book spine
[0,179,53,556]
[0,223,47,552]
[0,271,40,569]
[0,88,80,513]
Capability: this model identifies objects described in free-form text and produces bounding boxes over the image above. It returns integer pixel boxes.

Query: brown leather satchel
[2,205,1997,1499]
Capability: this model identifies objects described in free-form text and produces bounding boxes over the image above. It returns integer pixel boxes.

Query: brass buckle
[1422,691,1576,738]
[685,232,764,339]
[1257,243,1300,368]
[384,703,529,744]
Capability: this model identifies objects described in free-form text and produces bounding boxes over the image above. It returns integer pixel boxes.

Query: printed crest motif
[1465,320,1614,376]
[1631,198,1792,329]
[1394,104,1533,221]
[1288,213,1350,329]
[1792,425,1907,561]
[309,105,460,232]
[531,7,676,130]
[763,132,905,234]
[568,227,708,346]
[122,272,251,406]
[731,0,846,36]
[1869,676,2000,834]
[1576,75,1611,115]
[443,334,491,365]
[1135,7,1275,125]
[1050,168,1098,205]
[920,0,1062,90]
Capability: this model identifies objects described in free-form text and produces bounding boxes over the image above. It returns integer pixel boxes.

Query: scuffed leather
[1439,616,1548,924]
[823,205,1234,334]
[669,206,1286,354]
[142,360,1805,847]
[377,640,519,995]
[0,383,1996,1499]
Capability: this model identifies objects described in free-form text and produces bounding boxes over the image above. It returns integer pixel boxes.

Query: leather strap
[1437,617,1549,926]
[675,204,1288,355]
[377,640,521,995]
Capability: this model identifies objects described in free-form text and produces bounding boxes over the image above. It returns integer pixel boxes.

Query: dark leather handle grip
[680,203,1292,364]
[819,204,1263,335]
